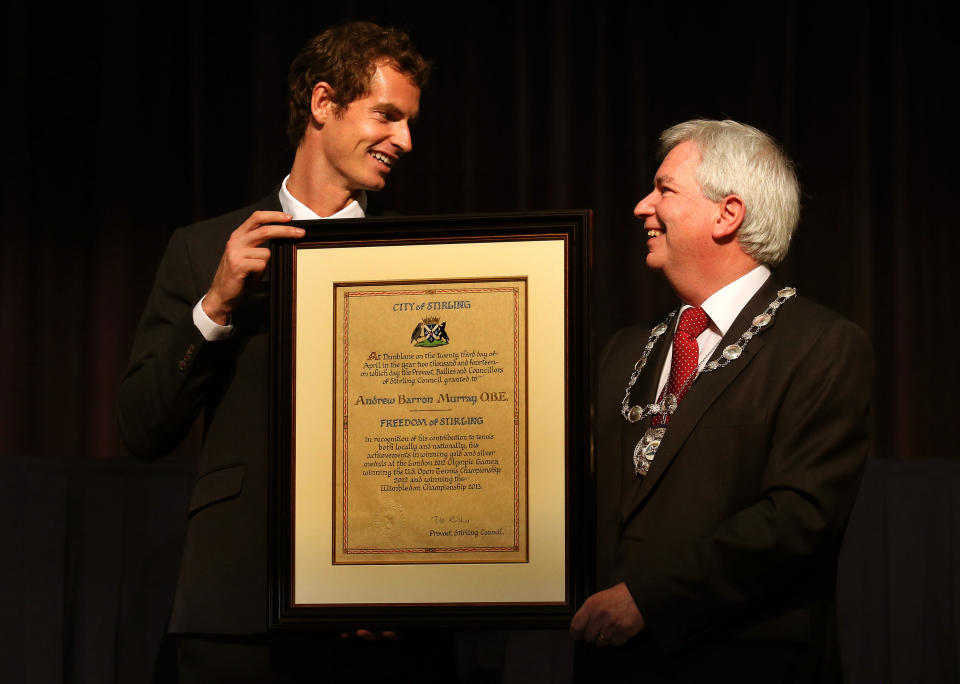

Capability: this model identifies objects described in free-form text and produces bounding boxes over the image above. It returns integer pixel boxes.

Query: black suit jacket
[592,277,872,676]
[118,192,310,633]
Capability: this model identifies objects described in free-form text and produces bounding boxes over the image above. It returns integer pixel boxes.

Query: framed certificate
[269,211,592,629]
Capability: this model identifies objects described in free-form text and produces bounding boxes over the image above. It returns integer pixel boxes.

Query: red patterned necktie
[652,306,710,426]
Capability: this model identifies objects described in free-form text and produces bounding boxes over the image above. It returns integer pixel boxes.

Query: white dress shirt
[656,265,772,397]
[192,176,367,340]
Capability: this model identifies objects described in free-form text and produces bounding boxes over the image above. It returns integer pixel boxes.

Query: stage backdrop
[1,1,956,461]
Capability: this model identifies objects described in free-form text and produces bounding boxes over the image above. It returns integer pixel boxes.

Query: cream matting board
[293,238,567,605]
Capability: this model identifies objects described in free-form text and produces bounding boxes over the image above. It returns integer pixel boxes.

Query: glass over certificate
[333,279,527,564]
[269,211,591,629]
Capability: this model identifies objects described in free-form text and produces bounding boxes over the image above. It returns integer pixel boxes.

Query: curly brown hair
[286,21,431,147]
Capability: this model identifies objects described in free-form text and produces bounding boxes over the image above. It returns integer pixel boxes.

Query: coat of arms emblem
[410,316,450,347]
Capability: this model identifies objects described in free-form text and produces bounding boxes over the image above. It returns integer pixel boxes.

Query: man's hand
[202,211,303,324]
[570,582,645,647]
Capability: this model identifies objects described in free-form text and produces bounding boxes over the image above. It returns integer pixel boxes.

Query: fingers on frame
[243,210,291,229]
[252,224,304,241]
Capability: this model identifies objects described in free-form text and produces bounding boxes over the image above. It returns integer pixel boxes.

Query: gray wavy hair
[660,119,800,267]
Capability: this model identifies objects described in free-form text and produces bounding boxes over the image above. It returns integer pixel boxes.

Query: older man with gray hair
[571,119,872,683]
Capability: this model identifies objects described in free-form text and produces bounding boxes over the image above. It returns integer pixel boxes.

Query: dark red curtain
[2,0,956,463]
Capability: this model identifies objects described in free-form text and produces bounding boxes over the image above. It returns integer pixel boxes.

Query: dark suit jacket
[118,192,292,633]
[115,194,466,684]
[591,277,872,679]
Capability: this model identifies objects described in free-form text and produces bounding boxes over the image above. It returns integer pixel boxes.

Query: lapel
[620,277,784,521]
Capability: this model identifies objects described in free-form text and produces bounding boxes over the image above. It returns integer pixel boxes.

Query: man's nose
[633,191,657,217]
[392,121,412,153]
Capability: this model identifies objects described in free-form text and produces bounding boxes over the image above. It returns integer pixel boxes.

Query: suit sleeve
[622,317,873,644]
[116,228,225,458]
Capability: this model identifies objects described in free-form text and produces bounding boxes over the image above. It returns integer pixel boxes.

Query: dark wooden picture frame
[269,211,592,629]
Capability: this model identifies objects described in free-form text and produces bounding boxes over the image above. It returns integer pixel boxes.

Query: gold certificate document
[333,280,527,564]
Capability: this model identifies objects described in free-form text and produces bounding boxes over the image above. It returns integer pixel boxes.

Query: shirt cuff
[193,296,235,341]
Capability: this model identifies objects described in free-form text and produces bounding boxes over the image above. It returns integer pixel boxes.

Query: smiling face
[317,61,421,192]
[633,140,724,294]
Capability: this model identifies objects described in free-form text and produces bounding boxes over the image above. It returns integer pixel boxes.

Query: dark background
[2,1,958,682]
[3,0,957,464]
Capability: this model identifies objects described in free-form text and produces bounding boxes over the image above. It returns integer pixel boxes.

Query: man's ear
[310,82,336,126]
[712,195,745,239]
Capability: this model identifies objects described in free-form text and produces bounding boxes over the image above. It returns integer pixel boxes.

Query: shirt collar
[685,265,771,336]
[278,174,367,220]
